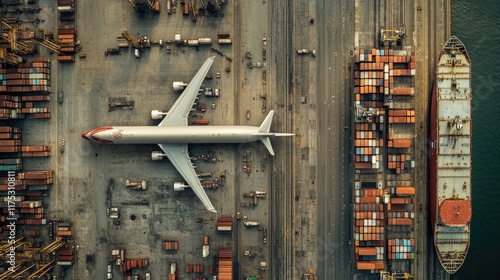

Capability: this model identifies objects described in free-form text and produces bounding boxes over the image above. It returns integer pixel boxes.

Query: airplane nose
[81,129,93,140]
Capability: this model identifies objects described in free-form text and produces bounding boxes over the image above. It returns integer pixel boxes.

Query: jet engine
[174,182,190,192]
[151,151,166,161]
[151,110,167,120]
[173,81,187,91]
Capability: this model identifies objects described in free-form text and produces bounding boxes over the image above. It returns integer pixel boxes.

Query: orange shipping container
[357,262,376,270]
[396,187,415,195]
[393,139,412,148]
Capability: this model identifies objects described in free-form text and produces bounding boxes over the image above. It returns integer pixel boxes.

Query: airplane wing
[158,143,217,213]
[159,56,216,126]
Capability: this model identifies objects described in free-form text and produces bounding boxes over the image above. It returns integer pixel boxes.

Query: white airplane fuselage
[82,125,272,144]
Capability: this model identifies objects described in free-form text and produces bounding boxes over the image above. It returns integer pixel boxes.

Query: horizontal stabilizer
[261,137,275,156]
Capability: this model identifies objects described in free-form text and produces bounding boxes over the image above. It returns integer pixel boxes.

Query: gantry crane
[0,47,22,65]
[122,29,141,49]
[9,263,36,280]
[205,0,220,12]
[128,0,159,12]
[39,236,65,255]
[0,236,26,257]
[2,21,62,54]
[191,0,197,21]
[2,24,36,54]
[380,270,414,280]
[379,26,407,46]
[26,260,56,280]
[0,261,26,280]
[27,28,61,54]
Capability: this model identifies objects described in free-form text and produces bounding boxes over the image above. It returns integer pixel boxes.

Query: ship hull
[430,36,472,274]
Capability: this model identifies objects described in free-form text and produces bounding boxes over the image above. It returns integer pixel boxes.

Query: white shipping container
[57,6,74,12]
[29,73,45,79]
[218,39,232,44]
[188,39,199,46]
[217,226,232,231]
[198,38,212,45]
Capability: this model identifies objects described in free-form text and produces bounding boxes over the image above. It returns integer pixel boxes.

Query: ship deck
[434,36,472,274]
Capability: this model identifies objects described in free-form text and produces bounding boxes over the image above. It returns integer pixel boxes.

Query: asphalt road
[316,0,354,279]
[268,0,292,278]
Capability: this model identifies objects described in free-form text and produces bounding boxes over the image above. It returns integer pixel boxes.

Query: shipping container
[218,39,232,45]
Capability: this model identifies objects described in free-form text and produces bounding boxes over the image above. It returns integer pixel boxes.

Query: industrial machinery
[121,29,151,50]
[1,20,62,54]
[0,47,22,65]
[379,270,414,280]
[128,0,160,12]
[379,27,407,46]
[190,0,197,21]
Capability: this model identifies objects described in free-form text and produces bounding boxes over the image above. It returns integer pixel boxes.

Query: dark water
[451,0,500,279]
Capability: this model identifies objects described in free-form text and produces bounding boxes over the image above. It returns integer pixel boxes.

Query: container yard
[352,47,417,275]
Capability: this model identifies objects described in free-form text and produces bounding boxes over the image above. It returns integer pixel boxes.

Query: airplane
[82,56,293,213]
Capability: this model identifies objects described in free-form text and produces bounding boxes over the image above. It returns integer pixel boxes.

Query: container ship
[430,36,472,274]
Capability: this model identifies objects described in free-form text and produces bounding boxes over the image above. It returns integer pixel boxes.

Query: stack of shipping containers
[352,47,417,274]
[0,58,51,119]
[218,249,233,280]
[58,0,78,62]
[387,186,415,226]
[388,239,415,260]
[58,25,78,62]
[354,182,385,271]
[0,126,23,171]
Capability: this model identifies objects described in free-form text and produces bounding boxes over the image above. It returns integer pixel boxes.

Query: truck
[262,37,267,60]
[243,191,266,198]
[192,119,209,125]
[109,208,119,219]
[58,90,64,104]
[169,262,177,280]
[297,49,310,55]
[260,226,268,244]
[105,48,121,56]
[204,88,220,97]
[240,200,255,208]
[203,235,209,258]
[181,2,189,15]
[243,221,261,227]
[125,179,147,190]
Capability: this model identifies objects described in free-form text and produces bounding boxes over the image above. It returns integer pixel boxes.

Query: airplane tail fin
[257,110,294,155]
[258,110,275,155]
[258,110,275,133]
